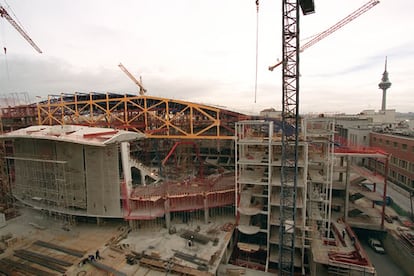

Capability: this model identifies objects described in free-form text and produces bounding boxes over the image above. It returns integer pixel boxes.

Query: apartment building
[369,132,414,191]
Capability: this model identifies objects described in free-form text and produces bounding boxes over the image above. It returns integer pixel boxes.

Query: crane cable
[0,16,10,82]
[254,0,259,103]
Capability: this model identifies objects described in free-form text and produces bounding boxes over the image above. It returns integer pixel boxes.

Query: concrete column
[141,173,146,186]
[97,217,102,226]
[344,156,350,222]
[339,156,344,182]
[203,197,209,224]
[128,220,135,230]
[164,198,171,229]
[120,142,132,194]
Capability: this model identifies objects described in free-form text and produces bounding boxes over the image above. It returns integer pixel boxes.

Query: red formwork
[123,174,235,221]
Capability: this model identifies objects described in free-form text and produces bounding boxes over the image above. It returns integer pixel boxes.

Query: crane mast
[0,5,42,54]
[270,0,379,71]
[118,63,147,95]
[279,0,314,275]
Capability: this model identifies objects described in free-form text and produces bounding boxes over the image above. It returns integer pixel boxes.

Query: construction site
[0,0,414,276]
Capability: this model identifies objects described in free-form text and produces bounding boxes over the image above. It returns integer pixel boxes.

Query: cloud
[0,0,413,115]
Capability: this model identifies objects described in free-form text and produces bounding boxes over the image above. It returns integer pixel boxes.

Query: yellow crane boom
[0,5,42,54]
[269,0,379,71]
[118,63,147,95]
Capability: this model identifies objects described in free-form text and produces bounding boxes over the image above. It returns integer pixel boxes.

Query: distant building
[358,109,396,126]
[330,110,414,191]
[369,131,414,191]
[260,108,281,118]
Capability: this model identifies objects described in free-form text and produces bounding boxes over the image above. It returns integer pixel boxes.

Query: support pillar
[203,197,209,224]
[410,192,414,222]
[339,156,344,182]
[381,155,389,229]
[128,220,135,230]
[141,172,146,186]
[120,142,132,195]
[344,156,350,222]
[165,198,171,229]
[97,217,102,226]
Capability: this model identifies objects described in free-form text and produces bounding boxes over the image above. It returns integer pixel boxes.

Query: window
[373,137,377,142]
[376,163,385,173]
[399,159,408,170]
[398,174,407,185]
[402,144,407,150]
[386,140,390,145]
[393,142,398,148]
[391,157,398,165]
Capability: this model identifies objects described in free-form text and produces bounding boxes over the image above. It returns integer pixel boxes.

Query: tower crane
[269,0,379,71]
[278,0,314,275]
[118,63,147,95]
[0,5,42,54]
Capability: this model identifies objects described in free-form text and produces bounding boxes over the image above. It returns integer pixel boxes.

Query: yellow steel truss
[36,93,248,139]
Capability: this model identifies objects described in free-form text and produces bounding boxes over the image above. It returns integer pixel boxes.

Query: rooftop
[0,125,144,146]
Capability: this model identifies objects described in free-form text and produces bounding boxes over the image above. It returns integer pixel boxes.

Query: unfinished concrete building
[304,117,390,275]
[234,120,308,273]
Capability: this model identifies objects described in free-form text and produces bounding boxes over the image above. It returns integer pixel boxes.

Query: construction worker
[96,249,101,260]
[88,254,95,262]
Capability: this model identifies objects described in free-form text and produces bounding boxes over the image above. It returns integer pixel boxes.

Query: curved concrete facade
[1,125,142,218]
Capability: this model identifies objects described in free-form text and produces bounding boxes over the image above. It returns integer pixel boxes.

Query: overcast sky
[0,0,412,115]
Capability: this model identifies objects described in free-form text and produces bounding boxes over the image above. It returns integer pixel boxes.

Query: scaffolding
[304,117,336,239]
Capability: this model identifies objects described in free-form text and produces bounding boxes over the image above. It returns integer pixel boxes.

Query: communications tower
[378,57,391,111]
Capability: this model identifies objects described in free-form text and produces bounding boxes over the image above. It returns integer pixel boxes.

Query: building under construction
[1,0,413,275]
[0,92,409,276]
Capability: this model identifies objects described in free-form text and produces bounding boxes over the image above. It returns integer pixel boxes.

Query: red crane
[269,0,379,71]
[0,5,42,54]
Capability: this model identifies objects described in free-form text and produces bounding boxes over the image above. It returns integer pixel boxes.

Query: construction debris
[13,250,67,273]
[15,249,73,266]
[107,226,131,246]
[89,260,127,276]
[226,268,246,275]
[180,229,218,245]
[0,258,56,276]
[29,222,46,230]
[34,240,86,257]
[139,254,214,276]
[172,249,209,271]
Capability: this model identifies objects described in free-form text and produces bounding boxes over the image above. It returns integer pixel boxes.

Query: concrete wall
[348,128,371,148]
[85,145,121,217]
[13,139,86,209]
[0,213,6,228]
[12,138,121,217]
[56,143,86,209]
[383,231,414,275]
[13,139,61,203]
